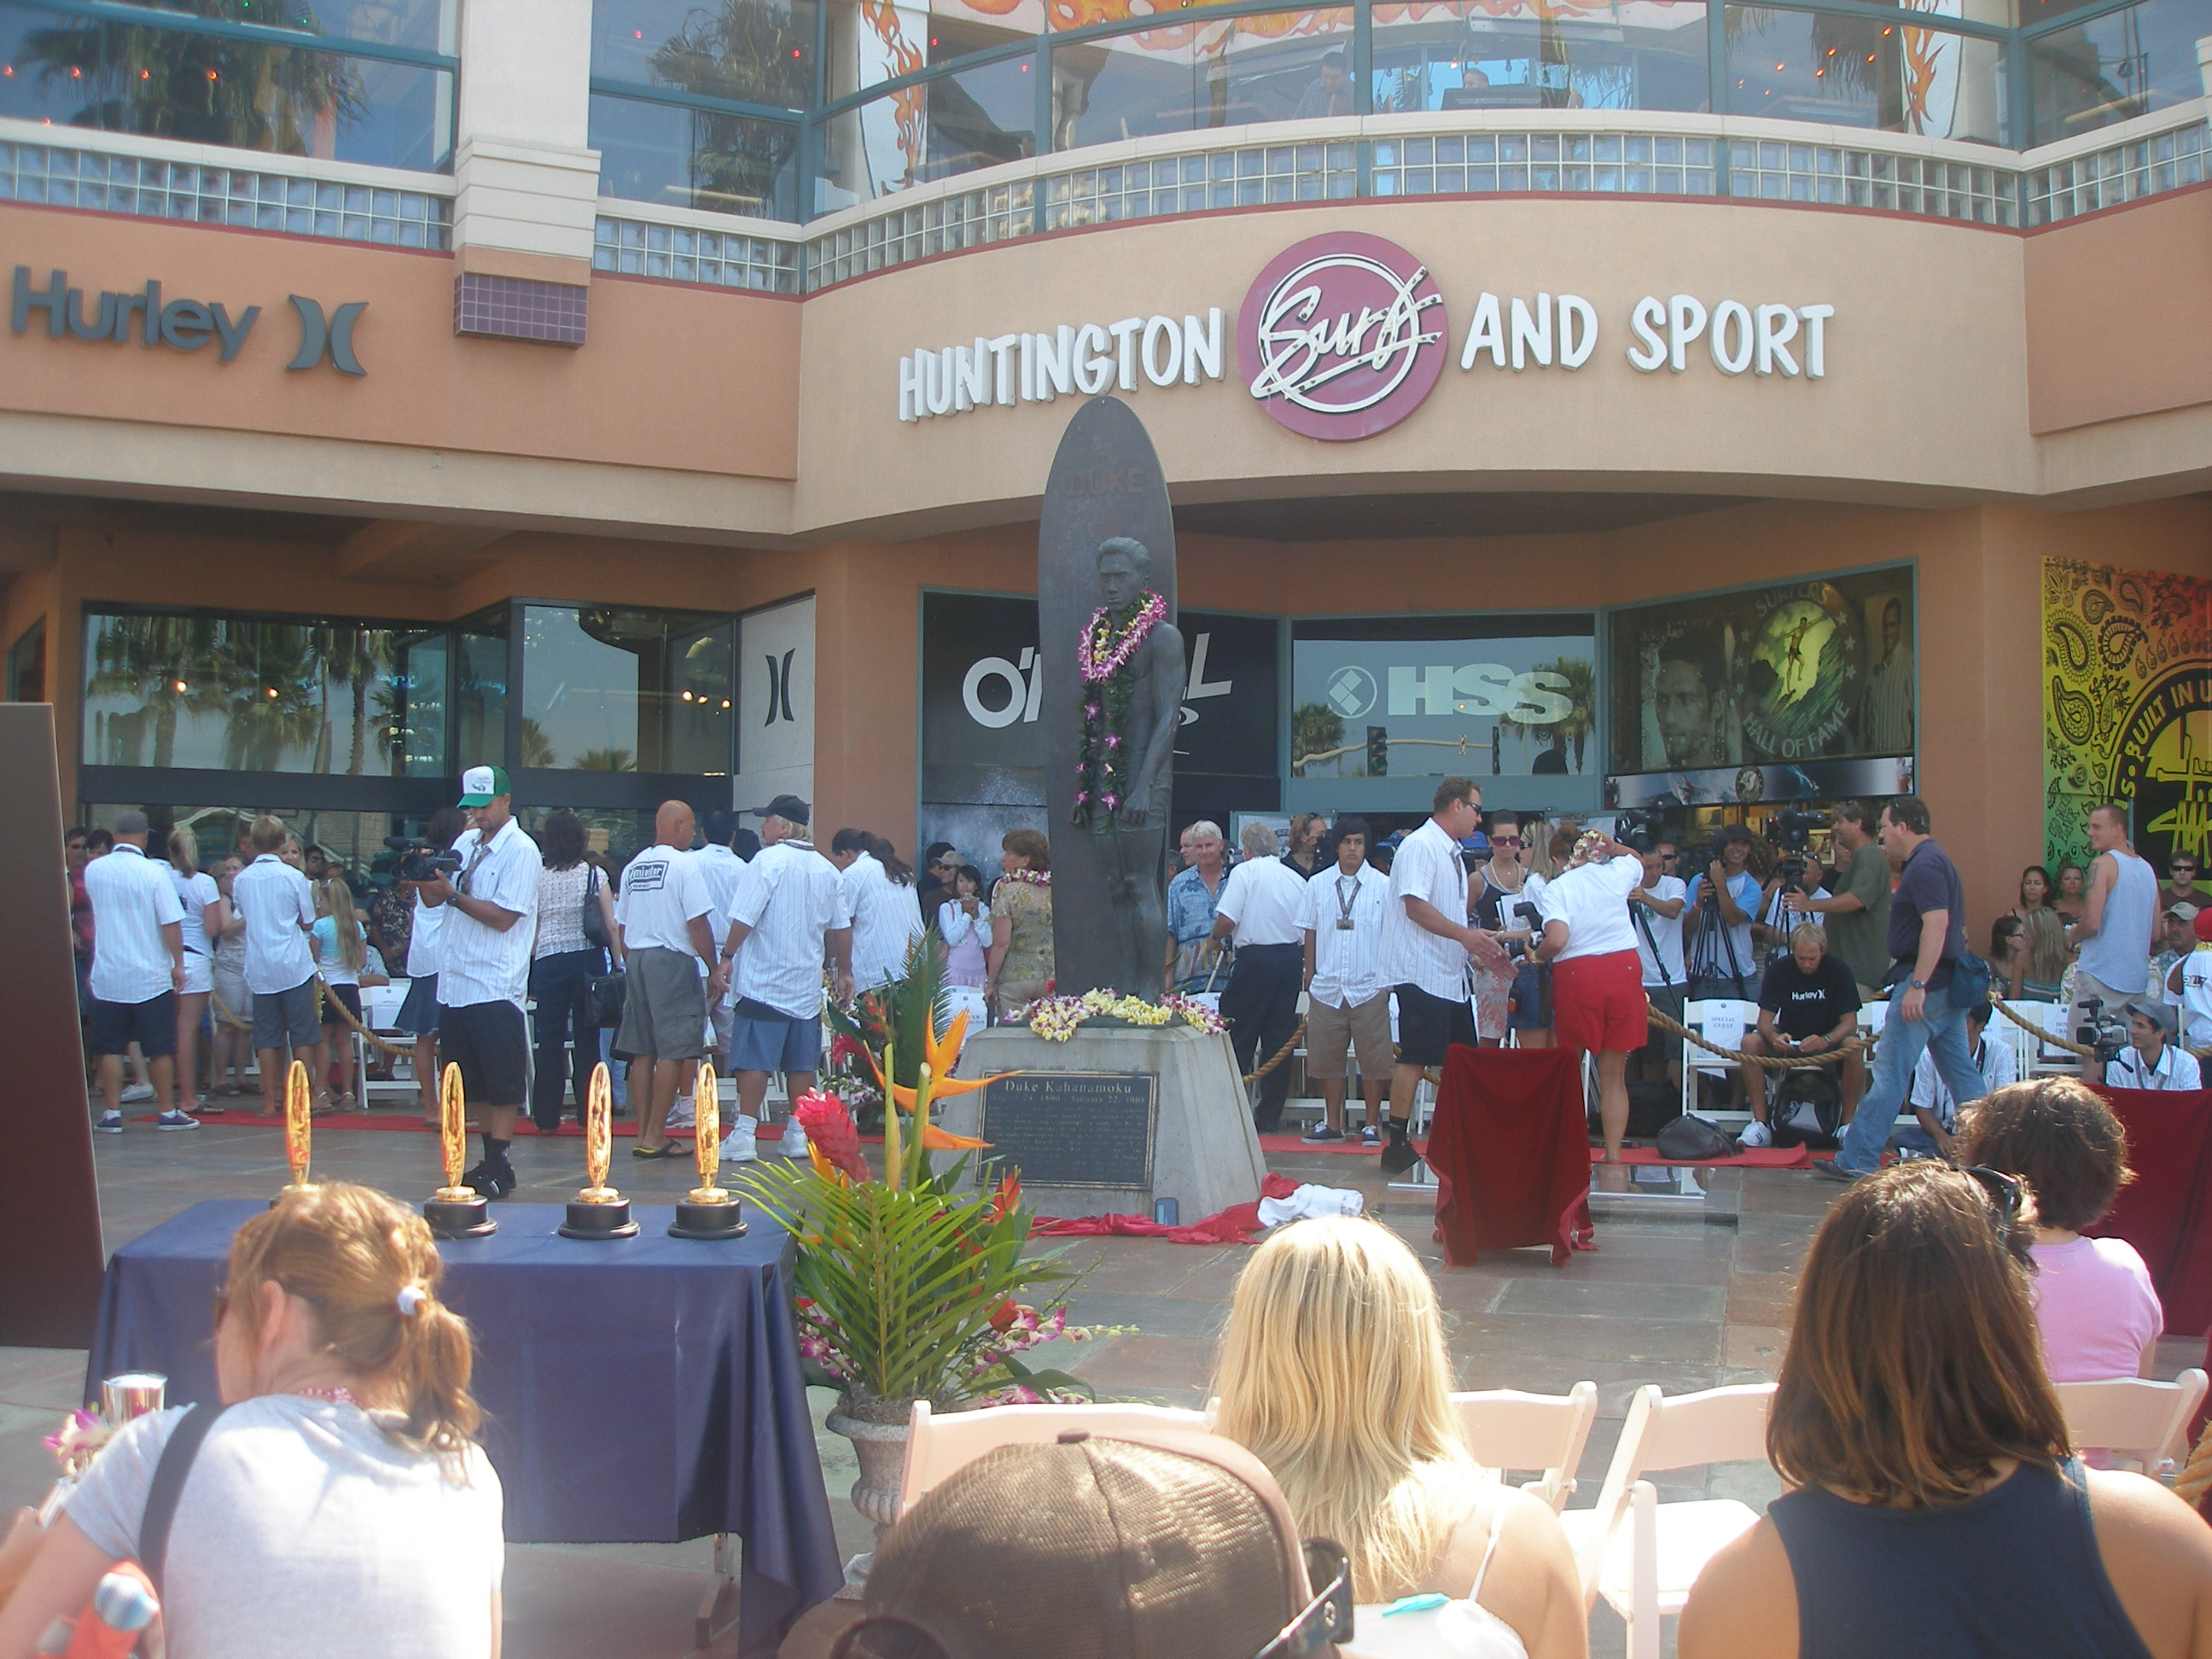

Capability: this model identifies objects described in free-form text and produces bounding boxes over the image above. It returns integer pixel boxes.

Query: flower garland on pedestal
[1073,589,1168,829]
[1027,987,1227,1041]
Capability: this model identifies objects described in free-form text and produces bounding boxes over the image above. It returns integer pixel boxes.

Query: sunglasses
[1957,1164,2023,1228]
[1253,1540,1355,1659]
[1660,852,1680,860]
[1493,836,1522,848]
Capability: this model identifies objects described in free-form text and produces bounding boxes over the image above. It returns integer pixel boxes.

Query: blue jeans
[1834,981,1988,1173]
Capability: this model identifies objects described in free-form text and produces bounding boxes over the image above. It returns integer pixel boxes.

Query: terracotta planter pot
[826,1402,912,1535]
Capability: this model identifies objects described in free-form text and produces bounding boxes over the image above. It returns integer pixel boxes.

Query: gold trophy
[669,1058,746,1240]
[558,1062,637,1240]
[423,1062,495,1239]
[279,1058,314,1196]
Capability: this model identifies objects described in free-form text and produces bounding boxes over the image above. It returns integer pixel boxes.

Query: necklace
[292,1386,356,1405]
[1000,868,1051,888]
[1074,590,1167,828]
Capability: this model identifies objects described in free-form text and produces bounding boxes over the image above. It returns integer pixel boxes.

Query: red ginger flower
[794,1090,869,1182]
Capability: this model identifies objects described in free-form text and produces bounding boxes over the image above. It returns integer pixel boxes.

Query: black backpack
[1769,1068,1845,1149]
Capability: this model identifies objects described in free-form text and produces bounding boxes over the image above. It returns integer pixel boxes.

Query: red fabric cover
[1586,1144,1812,1169]
[1426,1045,1595,1266]
[2087,1087,2212,1339]
[1029,1174,1301,1245]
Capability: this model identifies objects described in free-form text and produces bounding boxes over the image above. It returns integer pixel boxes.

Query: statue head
[1096,538,1151,609]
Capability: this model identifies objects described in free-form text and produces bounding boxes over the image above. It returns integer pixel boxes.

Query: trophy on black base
[669,1058,746,1241]
[559,1062,638,1240]
[423,1062,495,1239]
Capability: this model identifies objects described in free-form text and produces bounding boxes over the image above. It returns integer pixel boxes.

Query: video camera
[1613,810,1661,855]
[2075,996,2129,1065]
[1770,809,1825,890]
[384,835,463,884]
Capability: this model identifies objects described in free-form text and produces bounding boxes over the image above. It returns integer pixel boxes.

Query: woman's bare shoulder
[1678,1516,1797,1659]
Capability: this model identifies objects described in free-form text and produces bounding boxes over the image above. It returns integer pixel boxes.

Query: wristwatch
[1908,977,1928,990]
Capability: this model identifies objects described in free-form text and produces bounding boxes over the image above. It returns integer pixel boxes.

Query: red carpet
[1594,1144,1811,1169]
[141,1111,634,1137]
[1426,1047,1595,1267]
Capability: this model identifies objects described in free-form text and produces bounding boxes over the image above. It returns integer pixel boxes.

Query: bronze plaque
[979,1071,1158,1190]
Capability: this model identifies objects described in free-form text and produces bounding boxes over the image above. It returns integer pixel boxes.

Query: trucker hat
[457,765,509,807]
[831,1429,1350,1659]
[751,794,810,826]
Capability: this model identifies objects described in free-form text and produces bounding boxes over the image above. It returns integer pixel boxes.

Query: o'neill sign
[895,230,1832,436]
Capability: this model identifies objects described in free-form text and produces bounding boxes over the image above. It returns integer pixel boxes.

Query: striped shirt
[1300,862,1389,1009]
[729,838,851,1020]
[84,844,185,1004]
[436,818,541,1010]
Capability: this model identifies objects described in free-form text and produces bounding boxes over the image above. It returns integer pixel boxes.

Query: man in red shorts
[1531,829,1647,1161]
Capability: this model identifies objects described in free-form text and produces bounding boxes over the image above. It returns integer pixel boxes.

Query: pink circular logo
[1237,233,1448,442]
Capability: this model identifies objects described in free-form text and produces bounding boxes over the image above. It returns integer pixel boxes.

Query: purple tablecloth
[87,1200,843,1656]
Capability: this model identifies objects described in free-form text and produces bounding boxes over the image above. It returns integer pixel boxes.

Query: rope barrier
[1641,1000,1878,1069]
[1983,989,2212,1062]
[1243,1018,1307,1085]
[315,977,409,1057]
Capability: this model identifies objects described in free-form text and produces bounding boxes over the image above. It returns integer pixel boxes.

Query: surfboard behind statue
[1038,397,1183,999]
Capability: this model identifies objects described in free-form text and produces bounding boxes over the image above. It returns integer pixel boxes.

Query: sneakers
[1811,1156,1863,1184]
[720,1115,759,1164]
[667,1092,696,1132]
[119,1083,154,1105]
[1738,1119,1773,1150]
[1360,1125,1382,1146]
[1301,1124,1345,1143]
[463,1161,517,1200]
[778,1118,811,1160]
[155,1110,201,1131]
[94,1112,124,1134]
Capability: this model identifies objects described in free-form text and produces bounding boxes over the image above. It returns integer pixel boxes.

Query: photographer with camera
[1530,830,1648,1161]
[1814,797,1988,1182]
[1684,826,1759,1001]
[416,766,541,1199]
[2104,999,2202,1091]
[1754,812,1829,968]
[1738,923,1862,1148]
[1784,802,1890,998]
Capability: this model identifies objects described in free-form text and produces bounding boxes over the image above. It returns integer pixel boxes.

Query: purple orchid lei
[1073,590,1166,830]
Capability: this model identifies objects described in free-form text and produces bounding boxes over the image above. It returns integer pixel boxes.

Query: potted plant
[743,937,1119,1530]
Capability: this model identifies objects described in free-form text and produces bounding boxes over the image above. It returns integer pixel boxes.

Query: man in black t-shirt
[1740,924,1863,1146]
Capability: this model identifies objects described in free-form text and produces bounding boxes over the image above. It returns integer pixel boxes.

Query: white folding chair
[1558,1382,1777,1659]
[899,1400,1214,1519]
[1994,1000,2044,1078]
[2055,1369,2208,1471]
[1452,1382,1599,1512]
[1680,999,1761,1128]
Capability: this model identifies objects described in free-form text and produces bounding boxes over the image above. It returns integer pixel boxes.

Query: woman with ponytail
[0,1182,504,1659]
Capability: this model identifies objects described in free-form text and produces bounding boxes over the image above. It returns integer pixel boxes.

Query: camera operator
[2105,999,2202,1091]
[1685,826,1759,1000]
[1530,830,1647,1161]
[1739,923,1862,1148]
[1754,830,1829,967]
[1784,802,1890,999]
[416,765,541,1199]
[1815,796,1988,1181]
[1629,840,1687,1091]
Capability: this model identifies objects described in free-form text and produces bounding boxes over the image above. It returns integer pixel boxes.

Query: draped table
[1425,1045,1597,1266]
[2092,1086,2212,1340]
[86,1200,843,1657]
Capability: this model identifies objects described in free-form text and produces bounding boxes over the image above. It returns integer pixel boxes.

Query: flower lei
[1073,590,1167,828]
[998,869,1051,888]
[1027,987,1226,1042]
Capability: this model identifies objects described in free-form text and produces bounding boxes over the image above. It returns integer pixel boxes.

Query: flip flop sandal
[630,1142,691,1159]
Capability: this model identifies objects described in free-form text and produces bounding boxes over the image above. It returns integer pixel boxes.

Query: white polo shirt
[436,818,541,1010]
[615,842,712,957]
[84,844,185,1004]
[694,843,748,925]
[1538,854,1644,963]
[230,853,317,996]
[1301,861,1389,1009]
[2106,1042,2203,1091]
[1633,874,1689,987]
[1214,856,1308,949]
[729,837,852,1021]
[1377,818,1471,1001]
[843,853,927,989]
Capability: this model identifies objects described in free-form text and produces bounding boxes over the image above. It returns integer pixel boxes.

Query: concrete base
[943,1025,1266,1220]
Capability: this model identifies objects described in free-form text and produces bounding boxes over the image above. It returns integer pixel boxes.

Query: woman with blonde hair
[0,1182,504,1659]
[1214,1217,1586,1658]
[2018,904,2073,1003]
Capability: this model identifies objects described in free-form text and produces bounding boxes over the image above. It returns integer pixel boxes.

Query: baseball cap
[751,794,810,826]
[457,765,509,807]
[2167,901,2200,923]
[835,1430,1349,1659]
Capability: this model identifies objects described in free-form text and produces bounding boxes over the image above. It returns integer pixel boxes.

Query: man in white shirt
[417,766,541,1198]
[2165,911,2212,1049]
[831,829,927,992]
[84,809,195,1132]
[1630,841,1689,1092]
[1298,816,1391,1144]
[1902,1001,2015,1159]
[230,813,327,1125]
[1376,778,1509,1172]
[2104,1000,2203,1091]
[615,800,724,1160]
[718,795,853,1163]
[1532,830,1648,1161]
[1210,822,1312,1134]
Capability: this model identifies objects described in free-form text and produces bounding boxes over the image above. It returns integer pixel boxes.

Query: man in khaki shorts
[1298,816,1394,1144]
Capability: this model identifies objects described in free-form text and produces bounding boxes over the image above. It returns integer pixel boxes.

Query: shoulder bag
[580,865,613,952]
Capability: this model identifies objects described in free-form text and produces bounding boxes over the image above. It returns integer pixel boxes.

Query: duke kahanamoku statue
[1069,537,1184,995]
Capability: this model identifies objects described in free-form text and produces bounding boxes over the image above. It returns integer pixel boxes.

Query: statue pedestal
[943,1025,1265,1220]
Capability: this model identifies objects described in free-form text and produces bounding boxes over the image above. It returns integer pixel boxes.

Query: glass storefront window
[391,630,448,777]
[1054,12,1354,150]
[1373,0,1710,114]
[2029,0,2209,143]
[1725,6,2003,142]
[591,91,802,216]
[516,805,659,869]
[593,0,818,109]
[0,6,454,172]
[81,612,435,777]
[519,605,735,775]
[817,55,1032,202]
[452,608,508,776]
[125,0,458,52]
